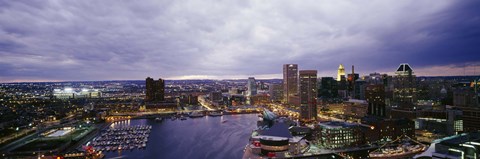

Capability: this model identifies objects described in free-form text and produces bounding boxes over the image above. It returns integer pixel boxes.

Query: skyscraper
[365,84,386,117]
[300,70,317,121]
[283,64,298,104]
[269,83,283,102]
[146,77,165,102]
[319,77,338,99]
[393,63,417,107]
[337,64,345,81]
[348,65,359,98]
[247,77,257,96]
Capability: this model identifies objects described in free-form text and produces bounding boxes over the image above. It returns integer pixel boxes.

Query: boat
[222,119,228,123]
[369,135,427,159]
[155,117,163,122]
[208,111,223,117]
[180,116,187,120]
[189,111,205,118]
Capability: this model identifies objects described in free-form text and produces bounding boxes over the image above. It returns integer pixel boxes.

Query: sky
[0,0,480,82]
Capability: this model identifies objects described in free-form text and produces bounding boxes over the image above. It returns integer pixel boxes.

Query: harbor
[83,114,257,159]
[88,125,152,152]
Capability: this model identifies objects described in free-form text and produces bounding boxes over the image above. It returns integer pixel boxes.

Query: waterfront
[97,114,258,159]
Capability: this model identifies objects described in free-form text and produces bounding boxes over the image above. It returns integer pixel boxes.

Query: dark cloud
[0,0,479,82]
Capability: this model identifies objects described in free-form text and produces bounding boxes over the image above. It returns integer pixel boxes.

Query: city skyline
[1,0,480,82]
[2,1,480,158]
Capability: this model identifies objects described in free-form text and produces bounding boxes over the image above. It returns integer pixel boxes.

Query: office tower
[453,88,477,107]
[461,107,480,132]
[355,79,366,100]
[347,65,359,98]
[393,63,417,107]
[145,77,165,102]
[283,64,298,104]
[338,75,348,98]
[364,72,383,85]
[247,77,257,96]
[337,64,345,81]
[300,70,317,121]
[269,83,283,102]
[319,77,338,99]
[365,84,386,117]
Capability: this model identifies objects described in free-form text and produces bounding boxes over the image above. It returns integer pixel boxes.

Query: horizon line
[1,75,479,84]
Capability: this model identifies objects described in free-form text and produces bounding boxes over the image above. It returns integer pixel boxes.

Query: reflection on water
[102,114,258,159]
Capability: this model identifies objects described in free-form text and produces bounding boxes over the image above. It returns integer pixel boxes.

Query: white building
[53,88,101,100]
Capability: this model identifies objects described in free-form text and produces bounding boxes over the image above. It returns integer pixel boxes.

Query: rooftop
[440,132,480,146]
[318,121,358,129]
[261,122,293,138]
[396,63,414,75]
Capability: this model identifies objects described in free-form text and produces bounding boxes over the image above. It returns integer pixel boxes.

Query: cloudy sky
[0,0,479,82]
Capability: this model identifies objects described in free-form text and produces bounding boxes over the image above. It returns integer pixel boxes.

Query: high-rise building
[283,64,298,104]
[365,84,386,117]
[355,79,366,100]
[319,77,338,99]
[461,107,480,132]
[247,77,257,96]
[364,72,383,85]
[393,63,417,107]
[269,83,283,102]
[337,64,345,81]
[145,77,165,102]
[338,75,348,98]
[453,88,477,107]
[300,70,317,121]
[347,65,359,98]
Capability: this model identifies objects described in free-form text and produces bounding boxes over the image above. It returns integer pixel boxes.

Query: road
[197,95,217,110]
[0,128,36,147]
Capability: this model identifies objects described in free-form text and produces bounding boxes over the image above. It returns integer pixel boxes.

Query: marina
[87,114,257,159]
[88,125,152,152]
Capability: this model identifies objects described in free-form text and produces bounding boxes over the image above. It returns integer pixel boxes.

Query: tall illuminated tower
[300,70,317,121]
[393,63,417,107]
[337,64,345,81]
[283,64,298,104]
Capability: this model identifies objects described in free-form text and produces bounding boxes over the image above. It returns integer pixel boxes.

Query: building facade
[247,77,257,96]
[145,77,165,102]
[362,117,415,143]
[393,63,417,107]
[319,77,338,99]
[283,64,298,104]
[337,64,345,81]
[460,107,480,132]
[300,70,317,121]
[317,121,365,149]
[269,83,283,102]
[365,84,386,117]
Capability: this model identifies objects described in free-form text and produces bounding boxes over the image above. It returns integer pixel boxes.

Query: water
[101,114,258,159]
